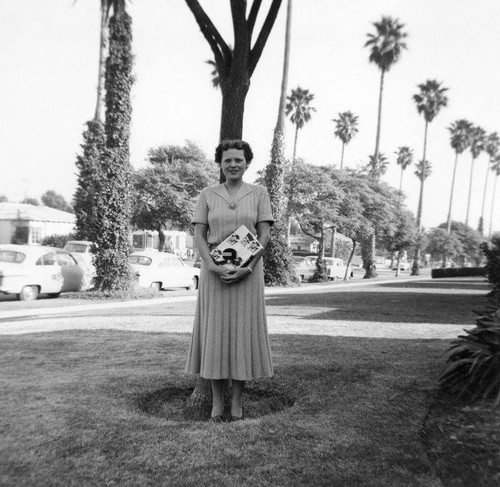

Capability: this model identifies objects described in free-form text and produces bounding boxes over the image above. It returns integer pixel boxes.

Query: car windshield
[0,251,26,263]
[129,255,152,266]
[64,243,88,253]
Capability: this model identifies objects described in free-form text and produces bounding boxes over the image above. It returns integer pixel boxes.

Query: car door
[35,252,63,293]
[56,252,84,291]
[167,256,188,287]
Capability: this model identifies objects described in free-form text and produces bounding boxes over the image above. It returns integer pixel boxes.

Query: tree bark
[94,1,110,122]
[373,69,385,162]
[340,143,345,169]
[292,123,299,161]
[362,235,377,279]
[395,251,401,277]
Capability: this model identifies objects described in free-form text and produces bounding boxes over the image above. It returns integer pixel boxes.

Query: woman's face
[220,148,248,183]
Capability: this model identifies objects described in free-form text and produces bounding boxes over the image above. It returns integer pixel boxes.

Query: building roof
[0,203,75,224]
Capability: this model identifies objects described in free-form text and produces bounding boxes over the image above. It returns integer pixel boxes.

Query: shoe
[209,415,223,423]
[231,408,244,422]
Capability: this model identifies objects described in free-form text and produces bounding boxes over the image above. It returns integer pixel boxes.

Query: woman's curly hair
[215,140,254,164]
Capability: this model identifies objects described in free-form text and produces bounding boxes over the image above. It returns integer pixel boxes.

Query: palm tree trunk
[276,0,292,130]
[330,227,336,257]
[340,143,345,169]
[446,152,459,233]
[399,167,404,192]
[479,161,491,235]
[465,155,476,228]
[489,173,498,237]
[292,123,299,161]
[395,251,401,277]
[373,69,385,161]
[411,120,429,276]
[94,1,110,121]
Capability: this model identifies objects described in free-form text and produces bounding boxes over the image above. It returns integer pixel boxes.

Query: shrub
[481,235,500,292]
[41,233,77,248]
[440,293,500,406]
[431,267,486,279]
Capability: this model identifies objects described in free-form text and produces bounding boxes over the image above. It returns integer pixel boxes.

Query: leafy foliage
[132,141,218,249]
[21,197,40,206]
[0,195,8,202]
[41,233,77,248]
[438,221,484,265]
[413,79,449,123]
[92,6,135,291]
[481,234,500,292]
[440,294,500,407]
[425,227,463,262]
[41,190,73,213]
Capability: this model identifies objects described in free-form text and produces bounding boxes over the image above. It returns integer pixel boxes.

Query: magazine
[210,225,263,268]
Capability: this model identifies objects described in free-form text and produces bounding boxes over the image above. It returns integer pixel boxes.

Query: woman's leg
[210,379,224,417]
[231,380,245,418]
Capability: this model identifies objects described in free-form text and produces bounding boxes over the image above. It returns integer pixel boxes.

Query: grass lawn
[3,329,492,486]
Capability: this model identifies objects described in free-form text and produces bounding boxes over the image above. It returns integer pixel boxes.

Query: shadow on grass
[266,278,489,325]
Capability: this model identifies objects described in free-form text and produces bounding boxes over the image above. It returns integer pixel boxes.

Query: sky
[1,0,499,233]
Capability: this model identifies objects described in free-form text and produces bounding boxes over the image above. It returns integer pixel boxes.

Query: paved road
[0,275,488,339]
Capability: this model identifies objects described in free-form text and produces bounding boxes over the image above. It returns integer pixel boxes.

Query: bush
[440,293,500,406]
[431,267,486,279]
[41,233,77,248]
[481,235,500,292]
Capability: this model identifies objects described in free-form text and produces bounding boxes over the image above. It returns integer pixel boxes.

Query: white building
[0,203,75,245]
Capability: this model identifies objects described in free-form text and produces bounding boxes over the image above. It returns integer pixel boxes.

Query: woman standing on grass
[185,140,274,422]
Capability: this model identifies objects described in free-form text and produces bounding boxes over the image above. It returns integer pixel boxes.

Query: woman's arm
[194,223,230,278]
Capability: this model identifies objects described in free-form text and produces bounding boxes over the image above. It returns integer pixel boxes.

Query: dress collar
[213,182,253,204]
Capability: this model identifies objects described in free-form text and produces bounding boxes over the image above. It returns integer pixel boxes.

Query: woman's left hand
[219,266,252,284]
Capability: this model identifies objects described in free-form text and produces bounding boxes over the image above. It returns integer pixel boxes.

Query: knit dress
[185,182,274,380]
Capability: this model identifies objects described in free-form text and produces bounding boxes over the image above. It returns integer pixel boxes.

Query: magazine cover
[210,225,263,268]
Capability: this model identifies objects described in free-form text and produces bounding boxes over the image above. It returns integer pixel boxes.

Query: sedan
[129,251,200,290]
[293,255,316,282]
[0,244,87,301]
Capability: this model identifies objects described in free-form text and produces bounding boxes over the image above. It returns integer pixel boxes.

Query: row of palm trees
[282,15,499,277]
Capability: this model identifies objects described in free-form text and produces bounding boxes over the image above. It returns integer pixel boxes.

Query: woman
[185,140,274,422]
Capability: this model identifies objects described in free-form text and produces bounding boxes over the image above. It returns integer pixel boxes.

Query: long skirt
[185,259,274,380]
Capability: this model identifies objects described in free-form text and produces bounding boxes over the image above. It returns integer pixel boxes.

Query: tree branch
[185,0,232,72]
[249,0,282,76]
[247,0,262,39]
[230,0,250,75]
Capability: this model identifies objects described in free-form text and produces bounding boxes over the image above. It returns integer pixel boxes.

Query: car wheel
[150,282,161,291]
[19,285,39,301]
[187,276,198,290]
[48,293,61,299]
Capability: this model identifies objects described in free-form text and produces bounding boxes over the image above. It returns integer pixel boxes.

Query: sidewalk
[0,273,431,321]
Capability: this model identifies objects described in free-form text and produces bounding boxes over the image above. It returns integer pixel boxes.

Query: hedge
[431,267,486,279]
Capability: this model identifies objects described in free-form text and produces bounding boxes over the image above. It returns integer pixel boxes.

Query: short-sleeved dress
[185,182,274,380]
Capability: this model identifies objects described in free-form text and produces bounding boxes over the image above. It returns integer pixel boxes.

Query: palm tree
[446,119,473,233]
[285,87,316,161]
[363,16,407,279]
[465,125,486,227]
[263,0,296,286]
[478,132,500,234]
[395,146,413,192]
[332,111,359,169]
[365,16,408,162]
[489,155,500,236]
[411,79,449,275]
[414,159,432,180]
[367,153,389,179]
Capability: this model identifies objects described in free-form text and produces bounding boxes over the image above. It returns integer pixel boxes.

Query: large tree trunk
[395,251,401,277]
[94,1,110,122]
[362,236,377,279]
[292,124,299,161]
[411,121,429,276]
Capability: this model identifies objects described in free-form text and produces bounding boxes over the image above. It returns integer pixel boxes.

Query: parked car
[293,255,316,282]
[392,260,412,271]
[323,257,350,280]
[129,250,200,290]
[63,240,96,288]
[0,244,88,300]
